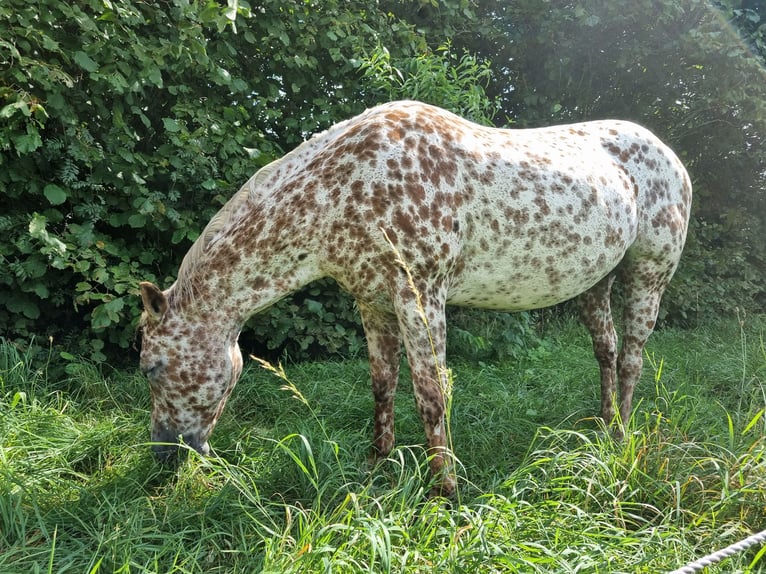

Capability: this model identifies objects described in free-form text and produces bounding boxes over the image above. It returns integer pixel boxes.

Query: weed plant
[1,314,765,572]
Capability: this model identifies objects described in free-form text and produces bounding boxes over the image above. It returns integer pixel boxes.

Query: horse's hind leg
[616,256,677,435]
[577,274,619,427]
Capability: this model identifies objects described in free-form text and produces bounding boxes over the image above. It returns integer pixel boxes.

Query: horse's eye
[141,363,162,379]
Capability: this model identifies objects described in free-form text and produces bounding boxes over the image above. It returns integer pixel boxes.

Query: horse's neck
[172,232,322,328]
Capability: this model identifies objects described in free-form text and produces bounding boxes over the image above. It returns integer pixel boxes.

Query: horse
[138,100,692,497]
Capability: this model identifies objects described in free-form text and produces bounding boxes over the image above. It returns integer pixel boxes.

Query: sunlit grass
[1,314,765,572]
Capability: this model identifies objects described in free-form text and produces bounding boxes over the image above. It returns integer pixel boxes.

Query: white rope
[668,528,766,574]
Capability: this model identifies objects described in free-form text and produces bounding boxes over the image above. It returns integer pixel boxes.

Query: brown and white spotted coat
[139,100,692,496]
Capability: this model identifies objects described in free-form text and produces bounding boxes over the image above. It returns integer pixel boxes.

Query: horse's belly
[446,242,627,311]
[445,166,638,311]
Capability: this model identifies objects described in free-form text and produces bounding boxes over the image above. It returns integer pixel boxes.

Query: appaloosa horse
[139,101,691,496]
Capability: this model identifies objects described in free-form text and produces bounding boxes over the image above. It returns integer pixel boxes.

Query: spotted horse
[139,100,692,497]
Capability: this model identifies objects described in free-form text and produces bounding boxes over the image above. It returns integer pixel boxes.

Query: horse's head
[138,281,243,462]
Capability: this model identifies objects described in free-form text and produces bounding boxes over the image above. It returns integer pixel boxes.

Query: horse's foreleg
[392,282,455,498]
[577,275,619,427]
[359,304,402,462]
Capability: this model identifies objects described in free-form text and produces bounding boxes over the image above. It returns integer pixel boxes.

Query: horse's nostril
[152,442,180,463]
[152,426,182,461]
[151,426,209,459]
[183,435,209,456]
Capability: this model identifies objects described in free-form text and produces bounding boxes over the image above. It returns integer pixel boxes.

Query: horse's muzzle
[151,428,209,462]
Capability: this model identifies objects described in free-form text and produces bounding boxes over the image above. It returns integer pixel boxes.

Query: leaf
[10,391,27,409]
[90,305,112,330]
[171,228,188,244]
[29,213,67,255]
[12,130,42,154]
[0,100,30,119]
[742,409,765,436]
[32,282,50,298]
[215,66,232,85]
[147,66,163,87]
[22,301,40,319]
[162,117,181,133]
[74,50,98,72]
[104,297,125,319]
[305,299,323,314]
[128,214,146,228]
[44,184,68,205]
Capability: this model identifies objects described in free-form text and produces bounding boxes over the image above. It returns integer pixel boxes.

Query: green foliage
[1,0,266,360]
[360,42,500,125]
[247,279,367,360]
[446,307,547,362]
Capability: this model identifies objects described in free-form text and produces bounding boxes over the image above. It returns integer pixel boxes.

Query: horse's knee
[413,377,446,431]
[594,343,617,367]
[618,344,644,385]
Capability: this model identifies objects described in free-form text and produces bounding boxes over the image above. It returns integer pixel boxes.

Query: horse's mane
[171,113,362,303]
[171,159,279,303]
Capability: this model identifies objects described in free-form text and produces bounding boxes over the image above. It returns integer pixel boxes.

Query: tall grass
[1,315,765,572]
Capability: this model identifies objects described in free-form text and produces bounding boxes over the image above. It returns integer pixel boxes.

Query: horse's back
[351,104,691,310]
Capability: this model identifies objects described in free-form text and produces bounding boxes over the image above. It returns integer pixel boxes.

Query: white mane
[171,113,362,302]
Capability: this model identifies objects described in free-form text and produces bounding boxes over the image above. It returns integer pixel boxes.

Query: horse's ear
[140,281,168,322]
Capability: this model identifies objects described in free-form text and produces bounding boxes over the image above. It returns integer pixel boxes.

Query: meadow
[1,313,765,573]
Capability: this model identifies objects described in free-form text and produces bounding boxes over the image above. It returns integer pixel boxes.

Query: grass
[1,314,765,573]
